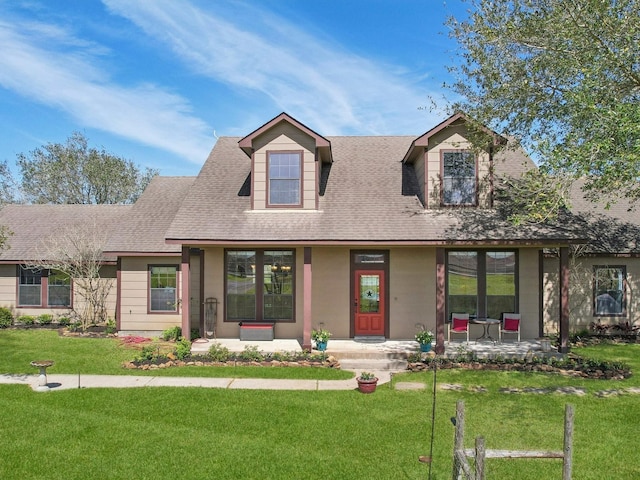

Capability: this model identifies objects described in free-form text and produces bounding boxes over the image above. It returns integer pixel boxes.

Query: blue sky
[0,0,468,176]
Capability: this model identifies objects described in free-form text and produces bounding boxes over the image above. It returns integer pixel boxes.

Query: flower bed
[123,354,341,370]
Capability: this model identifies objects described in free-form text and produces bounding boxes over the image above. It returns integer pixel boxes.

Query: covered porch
[191,337,553,361]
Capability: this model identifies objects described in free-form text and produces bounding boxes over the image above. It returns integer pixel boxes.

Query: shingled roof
[567,180,640,253]
[165,135,581,245]
[104,176,196,254]
[0,204,130,262]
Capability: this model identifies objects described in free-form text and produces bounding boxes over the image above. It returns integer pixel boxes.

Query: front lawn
[1,330,639,478]
[0,329,352,380]
[0,372,639,479]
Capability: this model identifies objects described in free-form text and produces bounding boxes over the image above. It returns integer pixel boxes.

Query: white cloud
[0,18,212,164]
[103,0,446,135]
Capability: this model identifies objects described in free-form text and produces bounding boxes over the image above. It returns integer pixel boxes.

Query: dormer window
[442,150,477,206]
[268,151,302,206]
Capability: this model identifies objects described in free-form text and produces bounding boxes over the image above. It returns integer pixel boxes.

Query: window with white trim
[268,152,301,206]
[149,266,178,312]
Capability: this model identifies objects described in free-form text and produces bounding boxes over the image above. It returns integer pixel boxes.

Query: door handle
[354,298,358,307]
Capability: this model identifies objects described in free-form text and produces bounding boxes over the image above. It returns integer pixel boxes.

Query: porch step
[338,358,408,372]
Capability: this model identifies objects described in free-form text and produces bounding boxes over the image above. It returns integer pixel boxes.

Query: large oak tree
[447,0,639,220]
[17,132,158,204]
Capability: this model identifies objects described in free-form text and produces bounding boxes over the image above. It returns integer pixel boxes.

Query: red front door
[354,269,385,336]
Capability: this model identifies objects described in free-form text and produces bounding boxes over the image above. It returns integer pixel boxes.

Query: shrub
[208,342,230,362]
[240,345,264,362]
[57,316,70,326]
[0,307,13,328]
[174,337,192,360]
[135,344,159,362]
[37,314,54,325]
[19,315,36,326]
[161,326,182,341]
[105,318,117,334]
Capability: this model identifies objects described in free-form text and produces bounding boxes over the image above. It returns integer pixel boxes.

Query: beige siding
[252,126,318,210]
[0,263,117,323]
[389,248,436,338]
[0,264,15,308]
[311,248,351,338]
[518,248,541,339]
[543,255,640,333]
[119,256,182,332]
[423,125,492,209]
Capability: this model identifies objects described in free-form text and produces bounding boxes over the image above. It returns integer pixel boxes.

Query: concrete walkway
[0,369,396,392]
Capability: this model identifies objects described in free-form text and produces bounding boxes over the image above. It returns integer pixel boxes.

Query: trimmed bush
[0,307,13,328]
[37,314,54,325]
[19,315,36,326]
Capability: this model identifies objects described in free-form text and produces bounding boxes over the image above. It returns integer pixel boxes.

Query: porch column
[559,247,570,353]
[435,248,446,354]
[115,258,122,331]
[181,246,191,340]
[302,247,312,350]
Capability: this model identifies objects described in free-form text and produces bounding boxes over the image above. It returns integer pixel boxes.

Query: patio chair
[448,313,470,343]
[499,313,521,343]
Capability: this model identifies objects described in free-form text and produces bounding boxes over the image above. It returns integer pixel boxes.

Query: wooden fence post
[475,436,485,480]
[452,400,465,480]
[563,404,574,480]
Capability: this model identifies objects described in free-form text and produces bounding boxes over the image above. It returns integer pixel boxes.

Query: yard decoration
[356,371,378,393]
[311,328,331,351]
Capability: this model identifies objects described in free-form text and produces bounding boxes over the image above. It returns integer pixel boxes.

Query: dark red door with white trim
[354,269,385,336]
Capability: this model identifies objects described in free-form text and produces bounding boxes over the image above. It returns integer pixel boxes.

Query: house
[0,112,637,353]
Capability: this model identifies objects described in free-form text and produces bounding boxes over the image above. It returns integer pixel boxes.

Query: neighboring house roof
[0,204,131,263]
[104,176,196,255]
[165,135,581,245]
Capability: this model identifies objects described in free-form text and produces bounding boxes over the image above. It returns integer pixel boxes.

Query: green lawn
[0,329,352,380]
[1,330,639,479]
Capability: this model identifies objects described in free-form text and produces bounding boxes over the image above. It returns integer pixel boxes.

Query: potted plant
[415,329,434,352]
[356,371,378,393]
[311,328,331,351]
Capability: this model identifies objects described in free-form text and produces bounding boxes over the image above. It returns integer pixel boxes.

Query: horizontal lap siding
[0,265,15,307]
[119,256,181,332]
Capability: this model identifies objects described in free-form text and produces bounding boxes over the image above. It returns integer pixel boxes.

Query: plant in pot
[415,328,434,352]
[311,328,331,351]
[356,371,378,393]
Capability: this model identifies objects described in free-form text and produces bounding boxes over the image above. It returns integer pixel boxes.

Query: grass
[0,329,352,380]
[1,330,639,478]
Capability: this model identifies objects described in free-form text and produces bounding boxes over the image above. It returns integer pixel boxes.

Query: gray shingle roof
[104,176,195,254]
[568,180,640,253]
[165,136,581,244]
[0,204,130,262]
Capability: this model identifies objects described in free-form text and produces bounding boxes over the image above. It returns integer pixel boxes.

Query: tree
[446,0,640,217]
[17,132,158,204]
[31,221,114,331]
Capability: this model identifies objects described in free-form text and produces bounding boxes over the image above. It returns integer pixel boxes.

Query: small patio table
[470,318,500,343]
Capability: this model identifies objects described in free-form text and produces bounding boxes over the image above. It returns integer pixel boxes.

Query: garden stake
[418,359,438,480]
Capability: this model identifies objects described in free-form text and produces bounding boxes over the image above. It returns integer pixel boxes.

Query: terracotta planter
[357,377,378,393]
